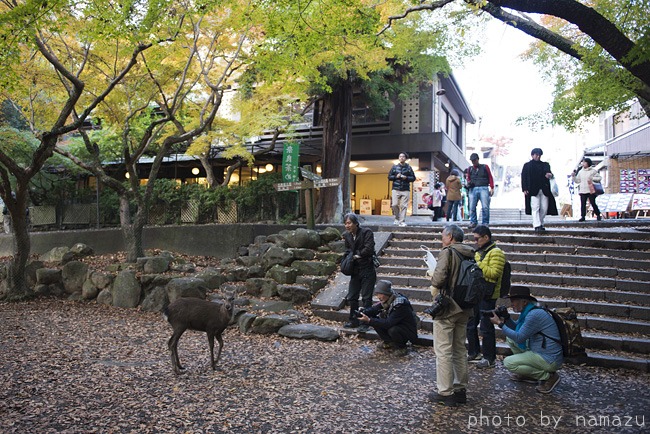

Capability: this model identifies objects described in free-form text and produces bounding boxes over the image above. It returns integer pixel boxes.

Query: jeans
[446,200,460,221]
[433,310,471,396]
[466,298,496,361]
[468,186,490,225]
[503,338,560,381]
[579,193,601,218]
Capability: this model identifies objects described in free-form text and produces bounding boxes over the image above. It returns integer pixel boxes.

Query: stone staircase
[312,221,650,372]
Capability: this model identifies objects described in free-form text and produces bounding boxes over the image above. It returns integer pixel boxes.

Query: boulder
[288,248,316,261]
[291,260,337,276]
[244,278,278,298]
[96,288,112,305]
[62,261,89,295]
[166,277,207,302]
[277,284,312,304]
[90,271,114,290]
[265,265,297,284]
[223,266,249,282]
[285,228,321,249]
[81,278,99,300]
[278,324,340,341]
[319,227,341,243]
[69,243,94,257]
[249,300,294,312]
[195,268,226,289]
[140,286,169,312]
[136,256,170,274]
[261,245,294,269]
[327,240,347,253]
[112,270,142,308]
[25,260,45,287]
[250,314,292,334]
[296,275,329,294]
[238,312,257,334]
[40,246,70,263]
[36,268,62,285]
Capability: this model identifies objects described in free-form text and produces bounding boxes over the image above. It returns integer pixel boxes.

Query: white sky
[452,20,599,170]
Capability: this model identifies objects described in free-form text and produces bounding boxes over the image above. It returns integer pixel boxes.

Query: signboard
[380,199,392,216]
[274,181,311,192]
[620,169,650,194]
[282,142,300,182]
[631,194,650,211]
[359,199,373,215]
[313,178,341,188]
[595,193,633,213]
[300,167,322,182]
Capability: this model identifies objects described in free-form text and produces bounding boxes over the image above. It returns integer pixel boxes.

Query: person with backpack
[488,286,563,394]
[426,224,475,407]
[467,225,506,369]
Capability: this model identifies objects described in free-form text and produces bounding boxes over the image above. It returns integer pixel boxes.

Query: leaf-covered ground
[1,300,648,433]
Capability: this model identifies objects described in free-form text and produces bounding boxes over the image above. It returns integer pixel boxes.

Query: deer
[163,291,236,374]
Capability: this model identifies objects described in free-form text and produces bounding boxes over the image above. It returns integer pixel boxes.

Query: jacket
[445,175,462,201]
[475,242,506,300]
[365,292,418,337]
[465,164,494,189]
[342,226,375,270]
[573,167,601,194]
[388,164,416,191]
[521,159,558,216]
[429,242,475,318]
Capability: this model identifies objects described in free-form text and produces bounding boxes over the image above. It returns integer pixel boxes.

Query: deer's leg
[214,334,224,367]
[207,333,215,370]
[168,328,186,374]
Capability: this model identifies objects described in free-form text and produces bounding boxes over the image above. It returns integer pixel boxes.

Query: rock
[96,288,112,305]
[25,260,45,287]
[36,268,62,285]
[250,314,292,334]
[244,278,278,297]
[223,266,249,282]
[277,284,312,304]
[112,270,142,308]
[261,245,294,269]
[296,275,329,294]
[137,256,170,274]
[236,256,259,267]
[140,286,169,312]
[265,265,298,284]
[286,228,321,249]
[195,268,226,289]
[319,227,341,243]
[69,243,94,257]
[250,300,294,312]
[238,312,257,334]
[291,260,337,276]
[288,248,316,261]
[81,278,99,300]
[166,277,207,303]
[278,324,340,341]
[170,263,195,273]
[246,264,265,279]
[247,242,274,258]
[315,252,341,263]
[62,261,89,295]
[40,246,70,263]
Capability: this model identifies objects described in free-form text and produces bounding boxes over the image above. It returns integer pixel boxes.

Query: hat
[374,280,393,296]
[469,153,480,161]
[504,286,538,302]
[531,148,543,156]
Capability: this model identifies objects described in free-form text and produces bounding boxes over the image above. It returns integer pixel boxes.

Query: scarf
[515,302,536,350]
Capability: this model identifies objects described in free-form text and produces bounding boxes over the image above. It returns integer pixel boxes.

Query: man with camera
[357,280,418,357]
[426,224,475,407]
[488,286,563,394]
[467,225,506,369]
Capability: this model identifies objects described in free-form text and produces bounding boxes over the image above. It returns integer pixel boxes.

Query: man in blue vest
[465,153,494,229]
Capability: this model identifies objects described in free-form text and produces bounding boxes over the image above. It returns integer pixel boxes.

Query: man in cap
[521,148,558,233]
[488,286,563,394]
[357,280,418,356]
[464,153,494,229]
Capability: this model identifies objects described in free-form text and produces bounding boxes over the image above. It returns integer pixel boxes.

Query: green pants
[503,338,559,381]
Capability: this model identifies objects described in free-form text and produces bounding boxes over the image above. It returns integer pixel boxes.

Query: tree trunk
[119,195,144,262]
[316,77,353,224]
[200,153,218,188]
[5,207,31,299]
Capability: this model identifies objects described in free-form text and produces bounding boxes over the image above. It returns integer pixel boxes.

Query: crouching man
[357,280,418,357]
[488,286,563,394]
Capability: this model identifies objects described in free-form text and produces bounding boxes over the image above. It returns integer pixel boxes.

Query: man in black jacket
[388,152,416,227]
[342,213,377,332]
[358,280,418,356]
[521,148,558,232]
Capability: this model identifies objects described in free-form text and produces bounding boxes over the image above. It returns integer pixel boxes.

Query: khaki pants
[391,190,410,223]
[433,310,471,396]
[530,190,549,228]
[503,338,559,381]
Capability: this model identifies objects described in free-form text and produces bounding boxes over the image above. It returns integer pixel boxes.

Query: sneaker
[427,391,457,407]
[343,321,359,329]
[476,358,495,369]
[536,372,560,394]
[509,373,537,384]
[393,219,399,225]
[578,217,586,222]
[394,347,409,357]
[357,324,370,333]
[539,226,546,231]
[597,215,602,221]
[468,223,477,229]
[467,353,481,363]
[376,341,393,351]
[398,222,407,227]
[453,389,467,404]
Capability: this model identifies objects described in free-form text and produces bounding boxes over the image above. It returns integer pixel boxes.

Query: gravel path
[1,300,648,433]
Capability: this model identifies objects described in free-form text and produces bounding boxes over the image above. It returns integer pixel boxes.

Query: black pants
[580,193,601,218]
[466,298,497,361]
[346,266,376,322]
[374,324,418,349]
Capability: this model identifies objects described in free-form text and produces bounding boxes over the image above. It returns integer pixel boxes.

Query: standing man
[427,224,475,407]
[467,225,506,369]
[388,152,416,227]
[521,148,558,232]
[489,286,563,394]
[342,213,376,333]
[465,153,494,229]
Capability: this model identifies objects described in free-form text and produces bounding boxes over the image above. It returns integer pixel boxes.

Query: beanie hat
[469,153,480,161]
[531,148,543,156]
[374,280,393,296]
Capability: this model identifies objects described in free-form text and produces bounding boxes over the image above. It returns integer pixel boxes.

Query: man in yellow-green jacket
[467,225,506,368]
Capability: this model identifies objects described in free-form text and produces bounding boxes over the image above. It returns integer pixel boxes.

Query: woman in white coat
[572,158,602,221]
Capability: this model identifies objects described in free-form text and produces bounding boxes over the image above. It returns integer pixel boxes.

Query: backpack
[340,252,354,276]
[500,260,512,297]
[535,306,587,364]
[448,249,491,309]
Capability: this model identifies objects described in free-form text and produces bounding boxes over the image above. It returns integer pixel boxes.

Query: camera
[481,310,495,318]
[494,305,509,319]
[423,294,449,318]
[354,308,365,318]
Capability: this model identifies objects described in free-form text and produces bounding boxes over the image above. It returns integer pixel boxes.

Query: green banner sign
[282,142,300,182]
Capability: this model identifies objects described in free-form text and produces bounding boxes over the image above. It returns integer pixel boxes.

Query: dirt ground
[1,299,648,433]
